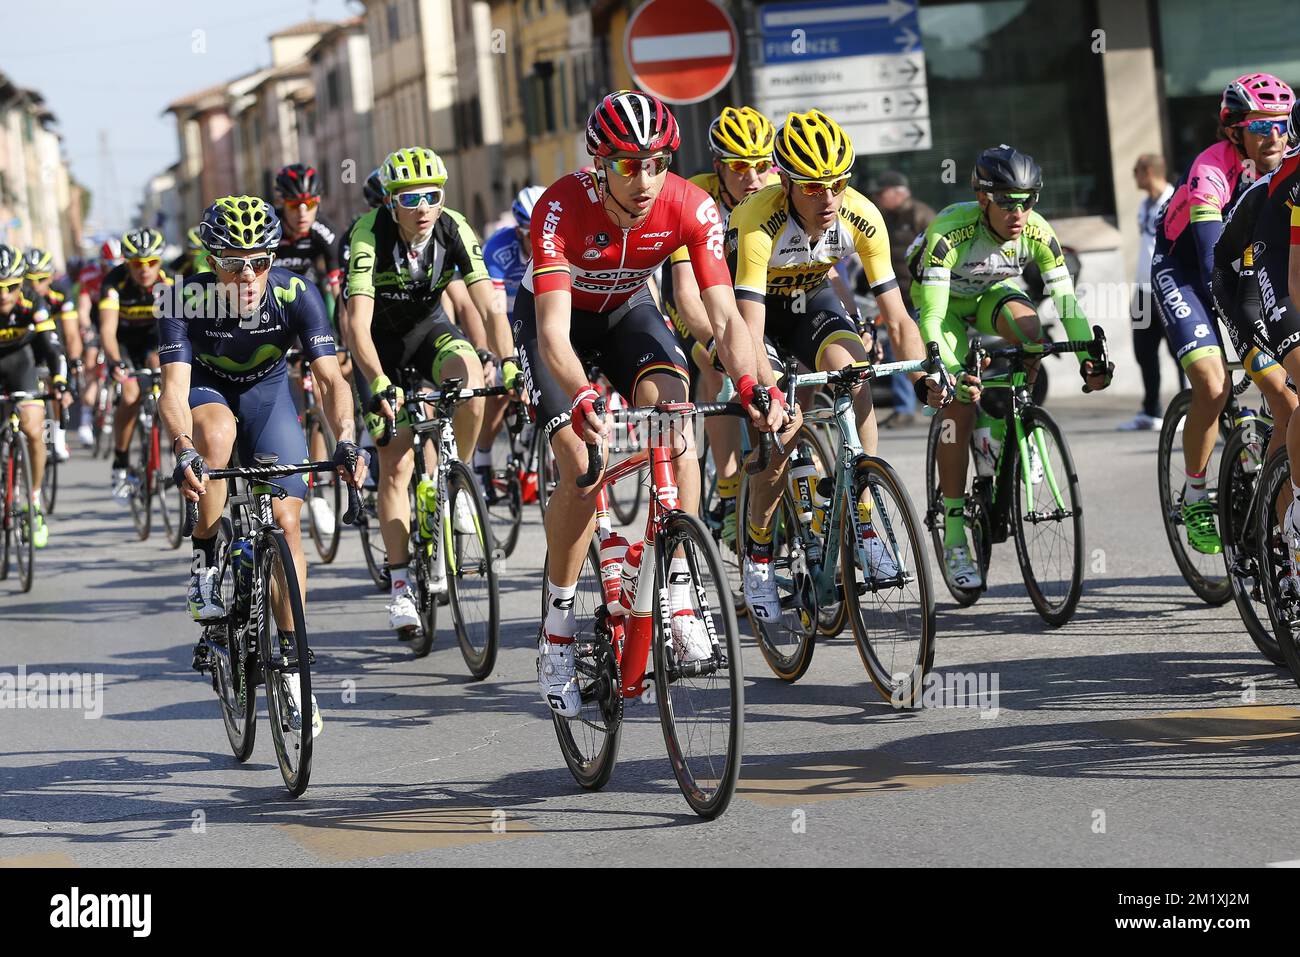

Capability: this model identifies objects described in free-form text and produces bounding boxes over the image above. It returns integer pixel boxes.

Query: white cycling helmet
[511,185,545,227]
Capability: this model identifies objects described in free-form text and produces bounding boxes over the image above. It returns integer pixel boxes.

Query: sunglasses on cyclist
[0,279,23,292]
[284,196,320,210]
[793,176,850,197]
[392,188,444,209]
[990,191,1039,212]
[212,254,275,275]
[1241,118,1288,138]
[721,158,774,175]
[606,154,672,177]
[127,257,162,268]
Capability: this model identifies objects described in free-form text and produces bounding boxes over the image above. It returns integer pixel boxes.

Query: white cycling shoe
[453,493,478,535]
[538,634,581,718]
[77,423,94,447]
[670,612,714,663]
[858,522,900,580]
[282,673,323,740]
[944,545,983,590]
[743,556,781,622]
[188,566,226,621]
[111,467,136,505]
[308,496,336,537]
[388,588,420,634]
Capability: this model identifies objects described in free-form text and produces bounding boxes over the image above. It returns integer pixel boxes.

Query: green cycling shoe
[1181,498,1222,555]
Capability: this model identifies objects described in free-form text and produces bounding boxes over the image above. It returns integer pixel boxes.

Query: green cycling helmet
[379,147,448,195]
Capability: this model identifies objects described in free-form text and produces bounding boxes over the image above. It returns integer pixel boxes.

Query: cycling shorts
[514,285,688,439]
[189,363,309,499]
[0,348,40,404]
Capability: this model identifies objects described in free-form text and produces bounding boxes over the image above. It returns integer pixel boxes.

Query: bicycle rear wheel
[546,544,622,790]
[0,441,10,581]
[700,430,745,614]
[130,416,152,541]
[260,529,313,797]
[925,412,984,606]
[842,456,935,706]
[1157,389,1231,604]
[10,435,34,593]
[1011,406,1085,626]
[357,487,389,591]
[484,453,523,558]
[741,485,817,681]
[653,511,743,819]
[1219,427,1285,667]
[306,417,343,563]
[154,423,182,550]
[447,461,500,679]
[40,418,56,515]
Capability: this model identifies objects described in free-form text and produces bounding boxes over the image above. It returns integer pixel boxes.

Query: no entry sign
[625,0,739,105]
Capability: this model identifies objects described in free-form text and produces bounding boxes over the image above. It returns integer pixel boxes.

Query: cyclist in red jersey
[73,239,120,445]
[519,90,785,717]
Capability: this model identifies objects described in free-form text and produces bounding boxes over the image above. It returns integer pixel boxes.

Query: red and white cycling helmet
[1220,73,1294,127]
[585,90,680,157]
[100,237,121,261]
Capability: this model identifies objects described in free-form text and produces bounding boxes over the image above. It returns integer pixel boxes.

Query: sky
[6,0,359,237]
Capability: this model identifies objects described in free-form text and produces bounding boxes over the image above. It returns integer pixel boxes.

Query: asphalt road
[3,394,1299,868]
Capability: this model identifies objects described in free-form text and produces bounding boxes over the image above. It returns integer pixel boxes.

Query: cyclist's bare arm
[98,305,121,365]
[444,277,487,350]
[343,293,383,387]
[467,278,513,364]
[670,261,715,345]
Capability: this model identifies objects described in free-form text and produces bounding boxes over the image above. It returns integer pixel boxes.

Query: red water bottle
[616,539,644,616]
[598,532,628,614]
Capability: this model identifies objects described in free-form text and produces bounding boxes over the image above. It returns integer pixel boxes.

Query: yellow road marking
[278,806,541,862]
[0,852,76,868]
[738,752,971,806]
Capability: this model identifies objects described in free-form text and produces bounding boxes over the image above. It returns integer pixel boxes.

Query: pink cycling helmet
[1221,72,1294,126]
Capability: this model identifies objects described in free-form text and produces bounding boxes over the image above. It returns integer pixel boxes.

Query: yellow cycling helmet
[709,106,775,160]
[773,109,855,180]
[198,196,283,252]
[379,147,448,195]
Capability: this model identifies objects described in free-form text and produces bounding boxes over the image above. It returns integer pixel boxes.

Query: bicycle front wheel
[484,455,523,558]
[842,456,935,706]
[10,434,35,593]
[306,417,343,563]
[213,529,255,761]
[740,485,817,681]
[1011,406,1085,627]
[545,543,622,790]
[1219,427,1285,667]
[130,417,152,541]
[653,511,743,819]
[925,411,983,607]
[155,424,182,550]
[1157,389,1231,605]
[40,424,57,515]
[356,487,390,591]
[259,529,313,797]
[447,461,500,679]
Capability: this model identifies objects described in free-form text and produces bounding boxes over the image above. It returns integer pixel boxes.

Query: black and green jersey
[907,201,1088,370]
[345,205,489,330]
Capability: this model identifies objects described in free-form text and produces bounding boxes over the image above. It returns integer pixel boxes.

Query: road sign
[625,0,739,105]
[754,0,930,157]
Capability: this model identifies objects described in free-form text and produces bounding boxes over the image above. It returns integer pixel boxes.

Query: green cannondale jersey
[906,201,1089,370]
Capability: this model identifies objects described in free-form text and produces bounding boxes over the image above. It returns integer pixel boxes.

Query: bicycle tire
[130,414,152,541]
[1011,406,1085,627]
[357,487,389,591]
[11,434,34,593]
[259,528,313,797]
[741,483,818,682]
[924,412,982,607]
[1156,389,1231,605]
[484,452,523,559]
[306,416,343,564]
[41,424,57,515]
[0,439,10,581]
[700,429,746,616]
[546,544,623,790]
[653,510,743,819]
[214,526,256,761]
[842,456,935,705]
[536,428,559,519]
[1219,427,1286,667]
[447,460,500,679]
[154,422,182,550]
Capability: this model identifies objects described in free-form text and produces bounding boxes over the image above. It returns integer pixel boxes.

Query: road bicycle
[369,371,507,677]
[114,368,181,546]
[924,327,1109,626]
[186,455,362,797]
[0,389,60,593]
[1157,362,1251,605]
[289,350,343,564]
[737,348,940,703]
[544,395,770,818]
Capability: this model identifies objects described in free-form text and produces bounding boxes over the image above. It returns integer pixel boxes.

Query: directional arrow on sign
[895,57,920,83]
[897,89,924,114]
[903,122,925,145]
[894,26,918,52]
[761,0,914,29]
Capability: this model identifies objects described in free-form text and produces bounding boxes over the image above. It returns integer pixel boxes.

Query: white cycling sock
[544,580,577,643]
[473,446,493,469]
[390,564,410,598]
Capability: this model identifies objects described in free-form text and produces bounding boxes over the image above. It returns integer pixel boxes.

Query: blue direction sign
[760,0,920,64]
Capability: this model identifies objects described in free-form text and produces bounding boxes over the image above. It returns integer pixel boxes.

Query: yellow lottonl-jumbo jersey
[730,183,896,302]
[666,170,780,270]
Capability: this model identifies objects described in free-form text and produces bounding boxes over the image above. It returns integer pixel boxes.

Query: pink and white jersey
[1159,141,1256,246]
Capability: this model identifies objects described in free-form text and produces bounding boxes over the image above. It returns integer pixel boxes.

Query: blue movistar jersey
[158,267,336,385]
[482,225,529,316]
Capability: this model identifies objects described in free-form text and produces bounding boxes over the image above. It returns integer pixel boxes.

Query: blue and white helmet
[511,186,545,227]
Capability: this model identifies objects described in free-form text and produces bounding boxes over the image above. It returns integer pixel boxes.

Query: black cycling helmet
[971,144,1043,193]
[0,244,26,282]
[122,226,166,259]
[362,167,385,208]
[274,163,322,202]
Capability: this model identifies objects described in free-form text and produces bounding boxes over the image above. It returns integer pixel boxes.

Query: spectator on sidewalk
[870,171,935,429]
[1118,153,1179,431]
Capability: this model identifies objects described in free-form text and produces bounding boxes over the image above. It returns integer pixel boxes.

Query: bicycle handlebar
[181,458,364,538]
